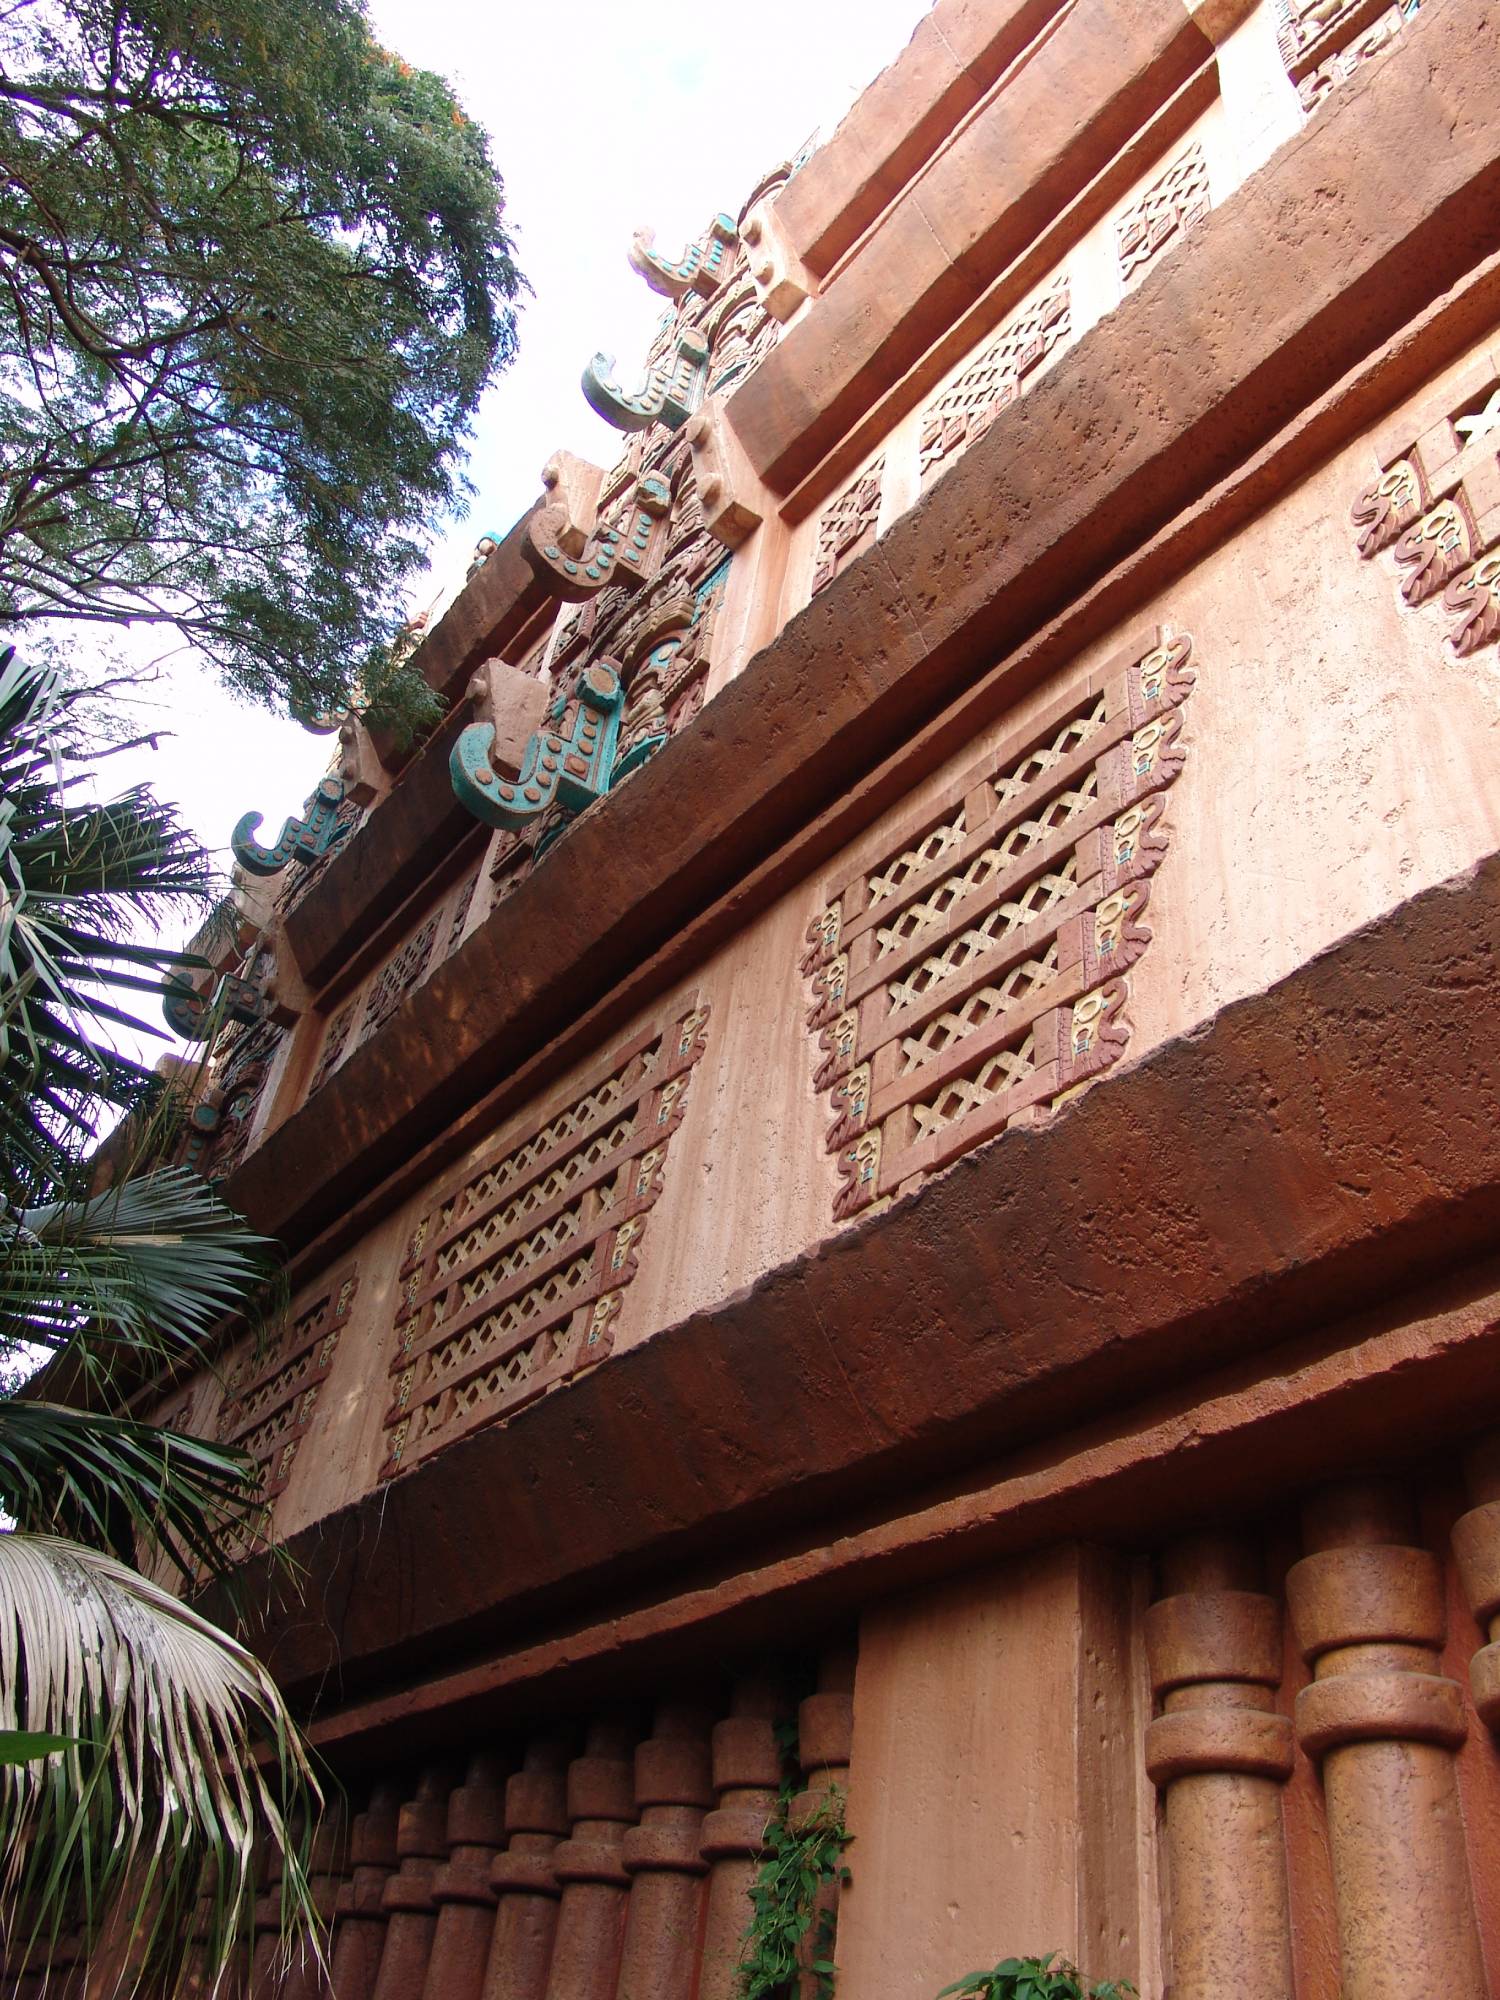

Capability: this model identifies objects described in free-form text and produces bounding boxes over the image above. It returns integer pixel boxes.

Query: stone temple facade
[132,0,1500,1991]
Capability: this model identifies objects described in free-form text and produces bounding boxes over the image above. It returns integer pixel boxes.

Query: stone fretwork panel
[800,630,1195,1221]
[381,997,711,1475]
[1276,0,1419,112]
[1115,144,1210,289]
[1351,358,1500,662]
[919,277,1072,482]
[811,459,884,597]
[216,1264,360,1504]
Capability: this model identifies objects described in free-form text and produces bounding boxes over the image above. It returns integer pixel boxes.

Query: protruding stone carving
[162,966,269,1043]
[533,451,606,560]
[524,469,672,600]
[232,774,350,877]
[451,660,634,833]
[684,394,767,547]
[1287,1482,1485,2000]
[1116,143,1210,288]
[583,328,711,433]
[629,214,737,301]
[739,195,813,322]
[1144,1536,1294,2000]
[463,660,551,784]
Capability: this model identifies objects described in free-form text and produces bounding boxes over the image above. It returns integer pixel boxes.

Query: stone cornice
[225,848,1500,1721]
[227,0,1500,1259]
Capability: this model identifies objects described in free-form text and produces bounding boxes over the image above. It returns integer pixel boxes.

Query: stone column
[370,1766,455,2000]
[792,1651,854,1999]
[482,1740,571,2000]
[1143,1533,1294,2000]
[250,1839,287,1995]
[282,1806,347,2000]
[697,1676,783,2000]
[423,1753,510,2000]
[1286,1481,1484,2000]
[1451,1429,1500,1729]
[615,1703,714,2000]
[542,1722,637,2000]
[329,1781,402,2000]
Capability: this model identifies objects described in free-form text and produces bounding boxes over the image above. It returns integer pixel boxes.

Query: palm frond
[0,1166,274,1379]
[0,1534,322,1997]
[0,1400,264,1590]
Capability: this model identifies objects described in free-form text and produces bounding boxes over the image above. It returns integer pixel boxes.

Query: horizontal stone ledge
[220,849,1500,1730]
[227,0,1500,1258]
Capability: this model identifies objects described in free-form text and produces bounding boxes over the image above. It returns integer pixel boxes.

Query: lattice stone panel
[1116,144,1210,287]
[812,460,884,597]
[216,1266,359,1501]
[1351,353,1500,663]
[800,629,1197,1220]
[920,277,1072,480]
[380,997,711,1476]
[1277,0,1418,109]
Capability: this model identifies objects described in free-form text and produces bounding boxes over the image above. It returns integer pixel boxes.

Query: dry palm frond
[0,1532,322,1997]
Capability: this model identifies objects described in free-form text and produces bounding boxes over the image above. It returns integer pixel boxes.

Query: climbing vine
[737,1738,852,2000]
[936,1954,1136,2000]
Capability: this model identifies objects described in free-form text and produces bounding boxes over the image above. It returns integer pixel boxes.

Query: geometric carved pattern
[379,997,711,1477]
[215,1266,359,1502]
[920,276,1071,480]
[812,459,884,597]
[1116,144,1210,288]
[1351,356,1500,663]
[1276,0,1418,111]
[801,629,1196,1220]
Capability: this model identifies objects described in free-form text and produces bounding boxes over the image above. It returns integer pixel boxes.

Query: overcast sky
[105,0,932,920]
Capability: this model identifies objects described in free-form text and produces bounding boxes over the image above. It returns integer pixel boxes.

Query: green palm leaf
[0,1533,322,1996]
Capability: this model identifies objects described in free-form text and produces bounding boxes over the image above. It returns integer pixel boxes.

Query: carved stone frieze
[1116,143,1210,288]
[920,276,1072,482]
[215,1263,359,1504]
[801,629,1195,1220]
[1352,360,1500,661]
[380,998,711,1475]
[812,459,884,597]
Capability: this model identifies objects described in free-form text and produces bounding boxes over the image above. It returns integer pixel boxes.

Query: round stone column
[791,1651,854,2000]
[1452,1429,1500,1728]
[423,1753,510,2000]
[697,1677,783,2000]
[542,1722,636,2000]
[482,1741,570,2000]
[371,1766,456,2000]
[615,1703,713,2000]
[282,1804,347,2000]
[330,1781,403,2000]
[1287,1482,1484,2000]
[1143,1534,1294,2000]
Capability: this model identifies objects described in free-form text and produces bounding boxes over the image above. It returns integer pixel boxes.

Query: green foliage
[936,1953,1136,2000]
[0,643,322,1991]
[0,0,524,725]
[738,1743,852,2000]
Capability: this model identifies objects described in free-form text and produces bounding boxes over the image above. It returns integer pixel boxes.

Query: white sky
[104,0,933,914]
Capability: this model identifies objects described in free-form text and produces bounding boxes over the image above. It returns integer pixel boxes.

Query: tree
[0,0,523,731]
[0,644,321,1994]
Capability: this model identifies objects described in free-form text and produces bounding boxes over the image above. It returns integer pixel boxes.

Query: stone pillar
[792,1651,854,1999]
[329,1781,402,2000]
[1143,1534,1294,2000]
[423,1753,510,2000]
[1286,1481,1485,2000]
[697,1676,783,2000]
[1451,1429,1500,1728]
[370,1766,455,2000]
[250,1839,287,1995]
[542,1722,636,2000]
[482,1740,571,2000]
[615,1703,714,2000]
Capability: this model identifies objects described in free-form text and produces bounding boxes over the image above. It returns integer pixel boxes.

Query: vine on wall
[737,1722,852,2000]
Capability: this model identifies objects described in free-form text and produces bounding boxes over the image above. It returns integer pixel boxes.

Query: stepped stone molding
[215,1262,359,1504]
[372,1768,457,2000]
[545,1725,638,2000]
[1351,350,1500,663]
[697,1680,782,2000]
[801,627,1194,1220]
[617,1706,714,2000]
[1451,1429,1500,1728]
[331,1782,404,2000]
[381,997,711,1476]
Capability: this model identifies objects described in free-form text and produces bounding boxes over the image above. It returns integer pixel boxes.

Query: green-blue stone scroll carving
[162,971,267,1043]
[583,327,710,433]
[628,214,737,301]
[452,661,632,832]
[231,775,347,876]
